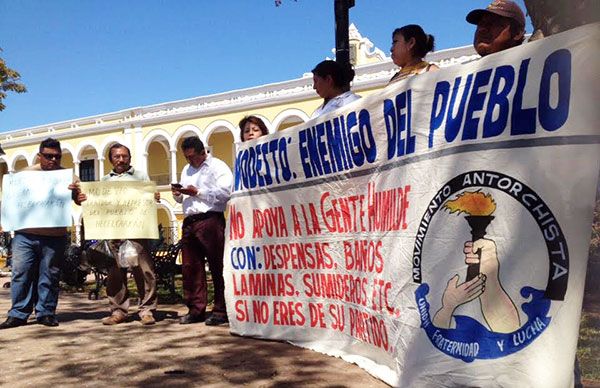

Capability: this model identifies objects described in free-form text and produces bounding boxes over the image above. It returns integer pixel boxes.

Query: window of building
[79,160,95,182]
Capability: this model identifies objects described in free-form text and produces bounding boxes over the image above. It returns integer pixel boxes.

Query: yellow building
[0,26,478,243]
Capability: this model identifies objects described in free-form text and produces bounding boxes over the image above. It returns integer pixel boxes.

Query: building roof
[1,25,478,148]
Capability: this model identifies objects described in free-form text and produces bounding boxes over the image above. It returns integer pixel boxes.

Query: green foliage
[0,48,27,111]
[586,199,600,301]
[578,312,600,381]
[581,199,600,383]
[274,0,297,6]
[590,199,600,261]
[61,273,215,306]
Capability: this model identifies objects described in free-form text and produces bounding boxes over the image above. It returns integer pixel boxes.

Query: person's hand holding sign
[68,182,87,205]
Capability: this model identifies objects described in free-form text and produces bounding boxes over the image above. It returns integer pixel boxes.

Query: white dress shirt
[311,91,361,118]
[174,155,233,216]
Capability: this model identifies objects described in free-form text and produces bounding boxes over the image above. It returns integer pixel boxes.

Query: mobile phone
[171,183,183,189]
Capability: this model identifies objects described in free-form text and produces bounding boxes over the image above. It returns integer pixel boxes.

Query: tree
[524,0,600,39]
[0,48,26,111]
[274,0,296,6]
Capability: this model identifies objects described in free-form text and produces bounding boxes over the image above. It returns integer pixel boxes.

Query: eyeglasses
[40,152,62,161]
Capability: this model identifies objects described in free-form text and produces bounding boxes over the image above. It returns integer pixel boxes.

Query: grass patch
[578,312,600,382]
[581,200,600,383]
[61,273,214,307]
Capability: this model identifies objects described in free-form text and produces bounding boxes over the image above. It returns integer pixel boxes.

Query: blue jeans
[8,232,68,320]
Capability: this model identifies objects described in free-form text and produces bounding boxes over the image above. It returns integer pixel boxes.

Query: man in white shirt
[171,137,233,326]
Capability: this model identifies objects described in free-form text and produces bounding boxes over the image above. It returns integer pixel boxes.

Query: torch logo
[444,191,497,282]
[413,171,568,362]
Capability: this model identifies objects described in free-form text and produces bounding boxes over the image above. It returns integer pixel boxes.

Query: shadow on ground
[0,289,385,387]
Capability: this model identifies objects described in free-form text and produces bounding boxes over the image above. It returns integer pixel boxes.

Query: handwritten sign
[224,24,600,387]
[1,169,73,231]
[80,181,158,239]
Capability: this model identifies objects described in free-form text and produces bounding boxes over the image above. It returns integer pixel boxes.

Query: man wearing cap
[466,0,526,57]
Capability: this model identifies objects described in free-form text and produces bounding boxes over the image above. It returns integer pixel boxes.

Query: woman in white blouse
[311,60,361,118]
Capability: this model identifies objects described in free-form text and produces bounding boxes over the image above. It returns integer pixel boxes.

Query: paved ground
[0,287,388,388]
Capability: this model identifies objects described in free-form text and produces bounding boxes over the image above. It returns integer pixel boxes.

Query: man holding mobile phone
[172,136,232,326]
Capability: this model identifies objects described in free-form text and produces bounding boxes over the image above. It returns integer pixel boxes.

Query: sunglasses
[40,152,62,161]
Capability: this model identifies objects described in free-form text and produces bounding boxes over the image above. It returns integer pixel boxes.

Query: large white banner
[224,24,600,387]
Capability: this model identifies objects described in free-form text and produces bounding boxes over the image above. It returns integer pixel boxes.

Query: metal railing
[150,173,171,186]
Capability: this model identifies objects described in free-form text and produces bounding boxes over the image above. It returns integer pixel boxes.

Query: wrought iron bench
[150,241,182,298]
[83,240,183,300]
[79,240,113,300]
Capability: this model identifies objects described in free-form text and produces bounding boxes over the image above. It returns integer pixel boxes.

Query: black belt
[183,211,223,228]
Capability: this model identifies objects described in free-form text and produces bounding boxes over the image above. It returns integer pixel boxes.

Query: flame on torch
[443,191,496,216]
[443,190,497,281]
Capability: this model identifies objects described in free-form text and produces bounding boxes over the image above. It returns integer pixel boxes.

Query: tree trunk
[524,0,600,39]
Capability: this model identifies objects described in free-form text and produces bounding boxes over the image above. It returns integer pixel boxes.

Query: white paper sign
[1,169,73,231]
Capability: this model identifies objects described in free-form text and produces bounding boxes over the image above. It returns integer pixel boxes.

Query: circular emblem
[412,170,567,361]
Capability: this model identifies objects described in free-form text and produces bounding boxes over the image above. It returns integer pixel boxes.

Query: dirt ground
[1,284,597,388]
[0,287,387,388]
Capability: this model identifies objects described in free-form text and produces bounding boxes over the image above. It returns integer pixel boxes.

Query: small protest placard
[1,169,73,231]
[80,181,158,240]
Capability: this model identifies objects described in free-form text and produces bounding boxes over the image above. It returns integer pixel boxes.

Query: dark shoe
[179,313,205,325]
[205,314,228,326]
[37,315,59,327]
[0,317,27,329]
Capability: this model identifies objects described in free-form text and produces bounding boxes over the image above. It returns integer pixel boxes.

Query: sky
[0,0,530,133]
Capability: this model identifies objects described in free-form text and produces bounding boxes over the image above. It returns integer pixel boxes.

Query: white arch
[203,119,237,145]
[156,200,177,222]
[99,135,128,160]
[9,151,31,171]
[154,141,170,156]
[75,141,101,161]
[172,124,202,151]
[58,142,77,171]
[141,128,174,154]
[272,108,310,132]
[27,151,38,166]
[156,200,180,243]
[142,128,179,183]
[60,142,77,158]
[0,155,10,184]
